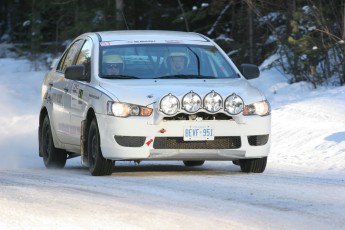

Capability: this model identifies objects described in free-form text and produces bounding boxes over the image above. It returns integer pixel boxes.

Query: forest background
[0,0,344,86]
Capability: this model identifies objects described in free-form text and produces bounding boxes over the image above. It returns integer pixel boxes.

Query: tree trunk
[31,0,41,58]
[340,1,345,85]
[6,4,12,35]
[177,0,189,32]
[343,1,345,40]
[115,0,125,30]
[286,0,296,35]
[247,0,255,63]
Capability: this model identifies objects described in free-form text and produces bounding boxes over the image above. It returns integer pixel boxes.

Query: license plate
[184,126,214,141]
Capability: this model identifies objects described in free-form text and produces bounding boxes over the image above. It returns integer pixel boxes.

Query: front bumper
[96,114,271,161]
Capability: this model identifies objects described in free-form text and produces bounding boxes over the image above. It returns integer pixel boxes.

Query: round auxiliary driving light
[204,91,222,113]
[160,94,179,115]
[182,92,202,113]
[224,94,244,115]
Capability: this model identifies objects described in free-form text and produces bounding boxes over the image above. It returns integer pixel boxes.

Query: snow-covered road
[0,57,344,229]
[1,162,345,230]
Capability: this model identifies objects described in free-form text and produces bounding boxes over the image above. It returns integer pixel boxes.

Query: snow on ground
[251,66,345,171]
[0,54,345,229]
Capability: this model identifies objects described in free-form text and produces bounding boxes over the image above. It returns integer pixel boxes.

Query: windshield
[99,44,238,79]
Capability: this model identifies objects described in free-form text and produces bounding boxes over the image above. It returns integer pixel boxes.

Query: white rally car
[38,30,271,176]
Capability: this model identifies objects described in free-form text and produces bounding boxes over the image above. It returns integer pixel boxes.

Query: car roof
[93,30,209,43]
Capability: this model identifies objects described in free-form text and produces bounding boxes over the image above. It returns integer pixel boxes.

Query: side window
[56,51,68,72]
[76,39,92,80]
[56,40,84,72]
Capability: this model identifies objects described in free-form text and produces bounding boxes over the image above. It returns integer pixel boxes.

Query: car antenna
[121,11,130,30]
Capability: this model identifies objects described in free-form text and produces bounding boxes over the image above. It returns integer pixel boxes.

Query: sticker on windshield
[127,40,156,44]
[100,41,111,46]
[165,40,184,44]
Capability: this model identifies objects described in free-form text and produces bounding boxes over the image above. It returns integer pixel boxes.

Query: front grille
[248,135,269,146]
[114,135,146,147]
[163,112,233,121]
[153,136,241,149]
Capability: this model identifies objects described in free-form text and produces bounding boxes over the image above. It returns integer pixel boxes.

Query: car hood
[99,78,265,107]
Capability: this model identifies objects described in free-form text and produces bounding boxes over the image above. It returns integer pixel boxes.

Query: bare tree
[115,0,125,30]
[244,0,255,63]
[177,0,189,32]
[31,0,42,57]
[286,0,296,35]
[207,1,232,36]
[343,0,345,40]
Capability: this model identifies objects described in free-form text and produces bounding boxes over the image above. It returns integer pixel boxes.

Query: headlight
[204,91,222,113]
[182,92,201,113]
[42,85,48,99]
[160,94,179,115]
[243,100,270,116]
[107,102,152,117]
[224,94,244,115]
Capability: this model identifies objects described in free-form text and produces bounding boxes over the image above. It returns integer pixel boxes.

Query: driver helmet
[103,54,124,74]
[165,51,190,68]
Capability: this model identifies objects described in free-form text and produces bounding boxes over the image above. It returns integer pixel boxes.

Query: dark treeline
[0,0,344,86]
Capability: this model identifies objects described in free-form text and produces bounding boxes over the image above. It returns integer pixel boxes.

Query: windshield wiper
[155,75,197,79]
[155,75,216,79]
[198,75,216,79]
[101,75,139,79]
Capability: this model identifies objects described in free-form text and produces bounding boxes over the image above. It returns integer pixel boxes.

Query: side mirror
[241,64,260,80]
[65,65,88,81]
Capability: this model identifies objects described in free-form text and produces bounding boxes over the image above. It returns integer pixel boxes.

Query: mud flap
[38,123,43,157]
[80,120,89,167]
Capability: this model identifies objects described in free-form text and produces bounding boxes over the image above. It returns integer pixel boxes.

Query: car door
[65,38,93,146]
[51,39,84,144]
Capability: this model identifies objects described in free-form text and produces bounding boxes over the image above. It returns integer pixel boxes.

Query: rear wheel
[88,118,113,176]
[41,116,67,169]
[239,157,267,173]
[183,160,205,167]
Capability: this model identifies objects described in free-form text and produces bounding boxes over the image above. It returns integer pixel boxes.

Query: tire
[183,160,205,167]
[41,116,67,169]
[239,157,267,173]
[88,118,113,176]
[232,160,240,166]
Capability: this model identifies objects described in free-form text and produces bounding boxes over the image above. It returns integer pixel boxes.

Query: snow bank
[250,64,345,171]
[0,58,46,169]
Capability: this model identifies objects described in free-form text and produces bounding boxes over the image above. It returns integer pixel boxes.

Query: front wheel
[41,116,67,169]
[88,118,113,176]
[183,160,205,167]
[239,157,267,173]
